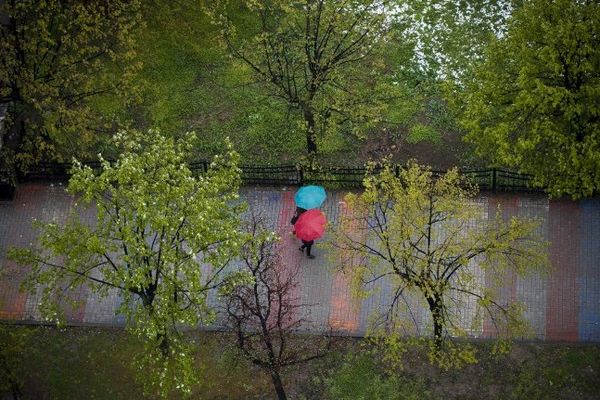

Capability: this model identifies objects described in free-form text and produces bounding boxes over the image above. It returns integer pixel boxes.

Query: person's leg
[306,242,315,259]
[299,241,306,252]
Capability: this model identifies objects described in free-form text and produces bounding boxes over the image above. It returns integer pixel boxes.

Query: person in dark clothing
[299,240,315,259]
[290,206,306,235]
[291,206,316,258]
[290,206,306,226]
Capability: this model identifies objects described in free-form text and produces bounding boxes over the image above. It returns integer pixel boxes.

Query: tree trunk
[140,291,170,357]
[157,332,170,357]
[270,370,288,400]
[426,294,444,351]
[302,106,318,156]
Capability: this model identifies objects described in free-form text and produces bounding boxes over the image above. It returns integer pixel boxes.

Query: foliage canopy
[0,0,142,172]
[9,129,249,397]
[332,162,548,366]
[210,0,411,157]
[462,0,600,198]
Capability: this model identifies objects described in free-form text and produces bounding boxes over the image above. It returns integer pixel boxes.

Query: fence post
[492,168,497,191]
[298,165,304,186]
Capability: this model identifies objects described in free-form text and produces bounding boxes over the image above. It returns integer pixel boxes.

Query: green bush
[322,353,433,400]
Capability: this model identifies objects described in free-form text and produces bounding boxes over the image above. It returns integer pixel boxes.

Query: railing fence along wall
[0,161,540,200]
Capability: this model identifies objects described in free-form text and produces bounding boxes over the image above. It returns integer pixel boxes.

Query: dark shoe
[307,255,315,259]
[299,247,304,252]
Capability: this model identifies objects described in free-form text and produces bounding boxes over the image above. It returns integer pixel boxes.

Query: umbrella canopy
[294,185,327,210]
[295,209,327,241]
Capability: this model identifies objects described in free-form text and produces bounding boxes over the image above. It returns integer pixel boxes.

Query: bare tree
[222,214,331,400]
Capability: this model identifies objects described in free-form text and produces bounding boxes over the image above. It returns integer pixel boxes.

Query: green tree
[211,0,401,158]
[0,0,142,175]
[9,130,249,397]
[332,162,547,366]
[461,0,600,198]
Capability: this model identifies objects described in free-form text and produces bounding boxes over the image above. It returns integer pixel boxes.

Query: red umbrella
[294,209,327,241]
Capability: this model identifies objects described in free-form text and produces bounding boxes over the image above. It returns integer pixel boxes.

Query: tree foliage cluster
[396,0,513,82]
[462,0,600,198]
[2,0,599,195]
[210,0,409,158]
[0,0,142,173]
[332,162,548,366]
[9,129,250,396]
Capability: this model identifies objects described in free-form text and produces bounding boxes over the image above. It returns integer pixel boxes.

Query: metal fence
[5,161,540,193]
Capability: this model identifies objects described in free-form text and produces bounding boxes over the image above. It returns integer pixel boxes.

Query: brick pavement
[0,183,599,342]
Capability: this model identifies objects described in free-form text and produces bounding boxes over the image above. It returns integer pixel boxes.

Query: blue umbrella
[294,185,327,210]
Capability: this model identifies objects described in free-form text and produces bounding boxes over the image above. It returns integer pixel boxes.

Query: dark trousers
[300,240,314,256]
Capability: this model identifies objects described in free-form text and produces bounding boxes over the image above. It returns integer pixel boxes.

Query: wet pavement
[1,183,599,341]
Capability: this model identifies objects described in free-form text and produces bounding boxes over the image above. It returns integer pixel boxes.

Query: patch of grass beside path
[0,325,274,399]
[1,325,599,399]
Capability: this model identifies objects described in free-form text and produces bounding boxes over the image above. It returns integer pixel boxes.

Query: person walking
[291,207,316,258]
[292,186,326,260]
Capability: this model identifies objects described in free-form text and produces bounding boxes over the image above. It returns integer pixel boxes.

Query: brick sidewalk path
[1,184,599,341]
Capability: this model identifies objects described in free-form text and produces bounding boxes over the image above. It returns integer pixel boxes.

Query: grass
[1,326,274,399]
[1,325,599,399]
